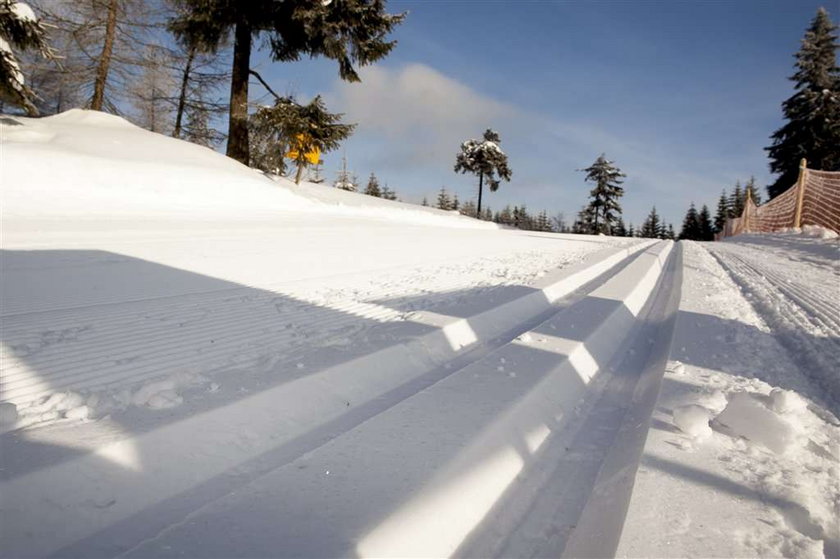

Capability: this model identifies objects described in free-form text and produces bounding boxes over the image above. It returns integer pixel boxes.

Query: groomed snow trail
[618,238,840,559]
[705,236,840,409]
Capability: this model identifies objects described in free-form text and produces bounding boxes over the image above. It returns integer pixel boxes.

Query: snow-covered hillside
[1,111,837,558]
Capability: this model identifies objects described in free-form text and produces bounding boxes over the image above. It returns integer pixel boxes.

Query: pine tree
[613,217,628,237]
[460,200,477,218]
[573,205,596,234]
[766,7,840,198]
[252,95,354,183]
[536,210,551,232]
[436,186,451,210]
[364,173,381,197]
[627,223,636,238]
[381,184,397,200]
[421,197,429,207]
[666,223,676,240]
[451,193,459,211]
[713,189,730,233]
[334,154,355,191]
[482,207,492,221]
[679,203,702,240]
[730,181,745,217]
[580,154,626,235]
[0,0,51,115]
[170,0,404,165]
[698,205,714,241]
[744,176,762,206]
[640,206,662,238]
[454,128,512,215]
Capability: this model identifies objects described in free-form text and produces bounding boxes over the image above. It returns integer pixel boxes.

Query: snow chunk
[673,404,713,439]
[0,402,19,424]
[714,392,803,454]
[769,388,807,414]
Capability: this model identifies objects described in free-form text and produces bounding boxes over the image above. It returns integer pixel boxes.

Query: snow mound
[673,404,713,439]
[714,391,804,454]
[1,110,496,229]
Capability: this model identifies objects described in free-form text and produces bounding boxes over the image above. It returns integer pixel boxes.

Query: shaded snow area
[618,239,839,559]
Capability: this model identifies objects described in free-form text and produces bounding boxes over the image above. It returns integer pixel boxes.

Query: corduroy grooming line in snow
[717,159,840,239]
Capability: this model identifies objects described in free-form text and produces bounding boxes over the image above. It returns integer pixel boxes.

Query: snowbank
[1,110,496,229]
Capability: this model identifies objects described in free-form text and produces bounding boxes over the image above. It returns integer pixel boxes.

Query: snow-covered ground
[618,235,839,559]
[1,111,838,558]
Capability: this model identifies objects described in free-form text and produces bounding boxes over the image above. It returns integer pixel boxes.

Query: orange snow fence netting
[717,160,840,239]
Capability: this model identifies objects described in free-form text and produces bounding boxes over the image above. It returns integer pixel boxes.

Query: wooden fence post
[794,158,808,228]
[744,187,752,232]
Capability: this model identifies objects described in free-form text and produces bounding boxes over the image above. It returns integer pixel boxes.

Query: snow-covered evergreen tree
[613,217,628,237]
[628,223,636,238]
[766,7,839,199]
[0,0,50,115]
[572,205,596,234]
[580,154,626,235]
[665,223,676,240]
[334,154,356,191]
[436,186,451,210]
[421,196,429,207]
[451,193,459,211]
[364,173,381,197]
[454,128,512,215]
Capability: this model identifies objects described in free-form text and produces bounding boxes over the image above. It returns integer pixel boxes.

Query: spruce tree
[714,189,730,233]
[451,194,459,211]
[679,203,702,240]
[170,0,405,165]
[381,184,397,200]
[252,95,354,183]
[627,223,636,238]
[0,0,51,115]
[640,207,662,238]
[364,173,382,197]
[573,205,596,234]
[580,154,626,235]
[766,8,840,198]
[421,197,429,207]
[613,217,628,237]
[744,176,762,206]
[699,204,714,241]
[730,181,745,217]
[334,154,355,191]
[436,186,451,210]
[666,223,676,240]
[454,129,512,215]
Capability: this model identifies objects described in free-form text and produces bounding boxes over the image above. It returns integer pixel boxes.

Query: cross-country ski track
[2,111,838,558]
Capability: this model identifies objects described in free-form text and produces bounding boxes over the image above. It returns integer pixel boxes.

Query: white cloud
[327,63,519,168]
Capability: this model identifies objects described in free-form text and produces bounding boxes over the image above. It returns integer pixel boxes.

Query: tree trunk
[91,0,118,111]
[477,172,484,216]
[295,162,304,184]
[173,47,196,139]
[226,19,252,164]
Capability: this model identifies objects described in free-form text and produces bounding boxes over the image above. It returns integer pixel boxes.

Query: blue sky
[253,0,831,228]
